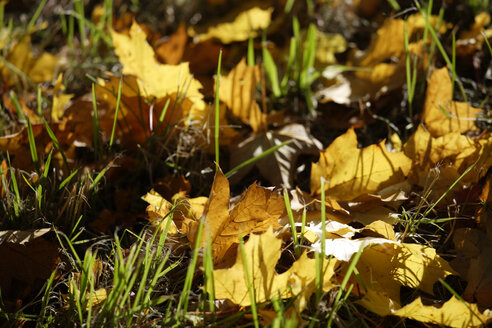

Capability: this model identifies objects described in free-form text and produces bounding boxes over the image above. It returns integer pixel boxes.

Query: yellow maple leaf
[457,12,492,55]
[188,7,273,44]
[212,227,337,311]
[51,73,73,122]
[111,21,205,123]
[359,291,492,327]
[348,14,449,87]
[188,168,285,265]
[422,68,482,137]
[142,189,207,235]
[356,243,457,302]
[0,35,57,85]
[403,126,492,196]
[219,58,267,132]
[310,128,412,201]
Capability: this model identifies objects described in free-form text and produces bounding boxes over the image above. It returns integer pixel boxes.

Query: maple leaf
[457,12,492,55]
[188,168,285,265]
[212,227,337,312]
[218,58,267,133]
[230,124,323,188]
[452,174,492,308]
[0,229,60,310]
[142,189,207,235]
[359,292,492,327]
[155,23,187,65]
[403,125,492,199]
[311,128,412,201]
[0,35,57,85]
[51,73,74,122]
[188,6,273,44]
[111,21,205,123]
[422,68,482,137]
[318,14,450,105]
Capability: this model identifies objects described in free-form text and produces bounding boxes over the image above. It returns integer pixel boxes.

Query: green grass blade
[26,118,38,170]
[215,49,223,170]
[26,0,48,33]
[109,78,123,149]
[262,33,281,98]
[43,119,69,172]
[247,36,255,66]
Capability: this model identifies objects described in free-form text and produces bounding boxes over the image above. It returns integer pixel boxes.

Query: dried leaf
[311,128,412,201]
[142,189,207,235]
[0,229,59,310]
[219,58,266,132]
[422,68,481,137]
[188,7,273,44]
[188,168,285,265]
[0,35,57,85]
[457,12,492,55]
[212,227,337,311]
[155,23,187,65]
[359,291,492,327]
[51,73,73,122]
[230,124,323,188]
[111,21,205,122]
[403,126,492,196]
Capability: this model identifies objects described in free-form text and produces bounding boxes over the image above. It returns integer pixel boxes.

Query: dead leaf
[451,174,492,308]
[219,58,267,132]
[212,227,338,312]
[312,30,346,65]
[155,23,187,65]
[188,7,273,44]
[0,35,57,85]
[355,242,458,311]
[457,12,492,56]
[230,124,323,188]
[0,229,59,311]
[308,220,398,261]
[188,168,285,265]
[111,21,205,122]
[403,126,492,197]
[142,189,207,235]
[311,128,412,201]
[51,73,73,122]
[422,68,481,137]
[359,291,492,327]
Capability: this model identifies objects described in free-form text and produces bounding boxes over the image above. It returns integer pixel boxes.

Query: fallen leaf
[155,22,187,65]
[229,124,323,188]
[359,291,492,328]
[111,21,205,122]
[308,220,398,261]
[188,7,273,44]
[142,189,207,235]
[188,168,285,265]
[0,35,57,85]
[51,73,73,122]
[312,30,346,65]
[457,12,492,56]
[403,126,492,197]
[212,227,337,311]
[311,127,412,201]
[0,229,60,311]
[451,174,492,308]
[422,68,481,137]
[355,242,457,309]
[219,58,267,132]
